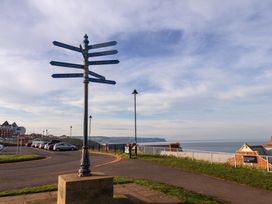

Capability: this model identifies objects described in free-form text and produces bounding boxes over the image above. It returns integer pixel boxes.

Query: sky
[1,0,272,141]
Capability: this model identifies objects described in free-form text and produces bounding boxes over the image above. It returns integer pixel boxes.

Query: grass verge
[0,177,227,203]
[0,154,45,164]
[114,177,227,204]
[0,184,57,197]
[138,154,272,191]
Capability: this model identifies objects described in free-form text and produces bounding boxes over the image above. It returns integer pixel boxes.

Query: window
[243,156,257,163]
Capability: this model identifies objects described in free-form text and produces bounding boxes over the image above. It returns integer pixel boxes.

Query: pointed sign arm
[88,71,105,80]
[88,41,117,49]
[88,50,118,57]
[88,60,119,65]
[52,73,83,78]
[53,41,82,52]
[88,78,116,85]
[50,61,84,69]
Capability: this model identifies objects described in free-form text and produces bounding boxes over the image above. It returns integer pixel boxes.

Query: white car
[53,142,78,151]
[0,144,4,151]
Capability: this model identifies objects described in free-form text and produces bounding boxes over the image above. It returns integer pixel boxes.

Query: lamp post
[89,115,92,150]
[132,89,138,156]
[70,126,72,137]
[89,115,92,137]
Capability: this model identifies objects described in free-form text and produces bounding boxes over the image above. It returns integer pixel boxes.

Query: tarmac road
[0,146,115,191]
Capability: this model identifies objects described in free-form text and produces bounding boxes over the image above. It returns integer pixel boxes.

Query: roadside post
[50,34,119,204]
[15,127,26,154]
[132,89,138,157]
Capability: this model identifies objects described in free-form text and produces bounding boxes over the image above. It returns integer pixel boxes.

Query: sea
[74,136,269,154]
[177,139,268,153]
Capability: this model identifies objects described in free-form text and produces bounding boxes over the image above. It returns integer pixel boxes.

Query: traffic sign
[88,71,105,80]
[15,127,26,135]
[88,50,118,57]
[88,77,116,85]
[88,60,119,65]
[52,73,83,78]
[53,41,81,52]
[50,61,84,69]
[88,41,117,49]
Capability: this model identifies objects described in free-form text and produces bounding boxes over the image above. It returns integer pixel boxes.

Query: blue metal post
[78,34,91,176]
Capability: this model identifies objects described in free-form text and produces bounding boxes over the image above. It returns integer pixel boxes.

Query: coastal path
[96,157,272,204]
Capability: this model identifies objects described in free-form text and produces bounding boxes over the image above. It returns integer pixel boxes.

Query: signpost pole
[132,89,138,157]
[78,35,91,176]
[51,34,118,177]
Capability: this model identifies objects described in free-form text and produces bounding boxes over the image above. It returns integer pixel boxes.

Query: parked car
[0,144,4,151]
[31,141,44,148]
[44,140,61,150]
[38,142,49,149]
[34,141,46,148]
[25,142,32,147]
[53,142,78,151]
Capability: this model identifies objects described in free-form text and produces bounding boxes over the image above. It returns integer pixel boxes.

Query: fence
[137,146,234,164]
[137,145,272,172]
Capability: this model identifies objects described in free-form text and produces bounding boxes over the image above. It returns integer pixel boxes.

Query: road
[0,146,115,191]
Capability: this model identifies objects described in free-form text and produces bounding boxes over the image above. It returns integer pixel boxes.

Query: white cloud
[1,0,272,140]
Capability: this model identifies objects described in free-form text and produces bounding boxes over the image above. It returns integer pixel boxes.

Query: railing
[88,144,272,172]
[137,146,234,164]
[137,145,272,172]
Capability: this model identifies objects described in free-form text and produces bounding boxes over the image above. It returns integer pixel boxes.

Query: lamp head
[132,89,138,95]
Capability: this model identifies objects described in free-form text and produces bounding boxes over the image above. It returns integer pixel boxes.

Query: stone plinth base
[57,173,113,204]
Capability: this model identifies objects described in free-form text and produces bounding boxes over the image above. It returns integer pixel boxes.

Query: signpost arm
[78,34,91,177]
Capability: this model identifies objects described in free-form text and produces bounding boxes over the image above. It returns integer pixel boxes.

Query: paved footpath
[95,158,272,204]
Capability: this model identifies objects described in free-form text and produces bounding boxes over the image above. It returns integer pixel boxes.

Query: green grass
[0,177,226,203]
[0,184,57,197]
[114,177,227,204]
[0,154,45,163]
[138,154,272,191]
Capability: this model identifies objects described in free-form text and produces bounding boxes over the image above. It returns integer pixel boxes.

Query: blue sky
[1,0,272,141]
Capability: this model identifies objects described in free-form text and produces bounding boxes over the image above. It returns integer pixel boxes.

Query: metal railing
[137,145,272,172]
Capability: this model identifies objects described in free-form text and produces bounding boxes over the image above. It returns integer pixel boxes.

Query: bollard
[129,144,132,159]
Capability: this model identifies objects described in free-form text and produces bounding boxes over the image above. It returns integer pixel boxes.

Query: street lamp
[70,126,72,137]
[89,115,92,137]
[132,89,138,156]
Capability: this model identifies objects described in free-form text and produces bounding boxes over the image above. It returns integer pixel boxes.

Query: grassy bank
[138,154,272,191]
[114,177,226,204]
[0,154,44,163]
[0,184,57,197]
[0,177,226,203]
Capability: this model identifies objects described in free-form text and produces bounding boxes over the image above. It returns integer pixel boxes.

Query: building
[228,137,272,170]
[0,121,26,141]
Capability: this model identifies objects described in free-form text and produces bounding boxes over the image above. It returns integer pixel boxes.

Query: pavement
[0,183,179,204]
[95,158,272,204]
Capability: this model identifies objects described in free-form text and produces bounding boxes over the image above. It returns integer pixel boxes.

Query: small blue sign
[52,73,83,78]
[88,71,105,80]
[88,60,119,65]
[88,50,118,57]
[88,78,116,85]
[88,41,117,49]
[53,41,81,52]
[50,61,84,69]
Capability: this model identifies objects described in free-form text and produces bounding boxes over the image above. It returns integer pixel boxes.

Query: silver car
[53,142,78,151]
